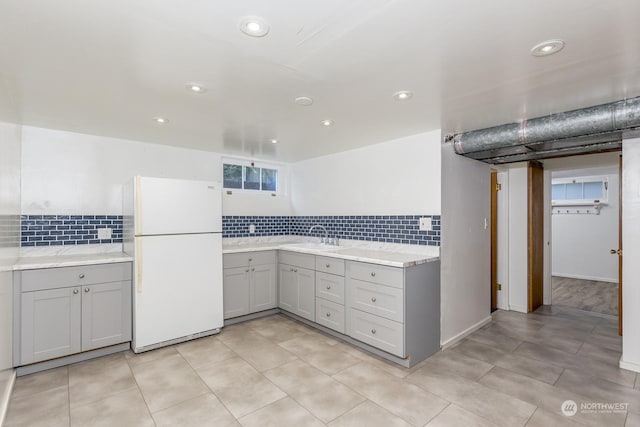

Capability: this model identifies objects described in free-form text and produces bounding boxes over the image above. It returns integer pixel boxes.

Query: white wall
[551,171,619,282]
[0,120,21,421]
[621,136,640,373]
[290,130,441,215]
[21,126,291,216]
[440,142,491,346]
[507,164,529,313]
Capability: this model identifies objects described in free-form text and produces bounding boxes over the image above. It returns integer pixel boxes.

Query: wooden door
[528,161,544,312]
[491,170,498,311]
[618,155,623,335]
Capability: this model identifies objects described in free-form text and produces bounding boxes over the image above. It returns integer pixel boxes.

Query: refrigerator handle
[135,176,142,235]
[136,238,143,293]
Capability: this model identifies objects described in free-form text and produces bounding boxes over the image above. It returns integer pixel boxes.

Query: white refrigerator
[123,176,223,353]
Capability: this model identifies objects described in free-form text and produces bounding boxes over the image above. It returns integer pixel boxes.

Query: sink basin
[281,242,343,252]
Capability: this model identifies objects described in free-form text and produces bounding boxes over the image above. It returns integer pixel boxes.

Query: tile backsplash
[223,215,441,246]
[0,214,21,248]
[21,215,123,247]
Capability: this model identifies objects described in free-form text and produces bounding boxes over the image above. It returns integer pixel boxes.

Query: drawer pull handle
[73,289,79,294]
[294,269,298,273]
[326,285,331,290]
[370,272,376,277]
[371,329,376,334]
[248,258,252,262]
[326,263,330,268]
[371,297,377,303]
[326,312,331,317]
[79,273,85,279]
[84,287,90,293]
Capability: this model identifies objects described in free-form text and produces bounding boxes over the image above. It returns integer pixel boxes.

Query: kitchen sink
[280,242,344,252]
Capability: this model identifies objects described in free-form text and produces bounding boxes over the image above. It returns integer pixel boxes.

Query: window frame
[551,175,608,206]
[221,157,285,195]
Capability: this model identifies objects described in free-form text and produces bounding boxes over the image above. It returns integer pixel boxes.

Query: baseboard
[508,304,528,313]
[0,369,16,426]
[552,273,618,284]
[619,357,640,373]
[441,315,492,349]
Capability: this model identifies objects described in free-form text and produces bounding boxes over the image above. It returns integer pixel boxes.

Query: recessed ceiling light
[270,139,278,144]
[321,119,334,127]
[187,84,206,93]
[294,96,314,106]
[530,39,565,57]
[239,16,269,37]
[154,117,168,124]
[393,91,413,101]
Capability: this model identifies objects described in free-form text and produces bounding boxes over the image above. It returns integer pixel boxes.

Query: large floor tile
[449,339,508,365]
[627,413,640,427]
[238,397,325,427]
[124,345,179,368]
[10,366,68,399]
[265,360,365,423]
[333,362,448,426]
[416,350,494,381]
[68,352,138,408]
[70,388,154,427]
[196,356,286,418]
[131,352,209,413]
[328,400,413,427]
[466,327,522,352]
[176,335,236,369]
[224,330,299,371]
[479,366,626,427]
[248,314,314,343]
[425,404,497,427]
[524,408,584,427]
[578,341,623,364]
[152,393,239,427]
[406,369,535,427]
[494,352,564,385]
[5,385,70,427]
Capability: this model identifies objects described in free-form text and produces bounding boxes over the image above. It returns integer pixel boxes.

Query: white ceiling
[1,0,639,162]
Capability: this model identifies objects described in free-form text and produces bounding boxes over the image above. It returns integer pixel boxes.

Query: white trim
[508,304,528,313]
[497,171,510,310]
[0,369,16,426]
[440,316,492,349]
[619,357,640,374]
[551,273,618,284]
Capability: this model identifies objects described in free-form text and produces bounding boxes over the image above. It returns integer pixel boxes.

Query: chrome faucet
[308,224,329,243]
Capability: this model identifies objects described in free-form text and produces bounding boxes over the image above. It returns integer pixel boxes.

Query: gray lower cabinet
[223,251,277,319]
[14,262,133,366]
[278,263,315,322]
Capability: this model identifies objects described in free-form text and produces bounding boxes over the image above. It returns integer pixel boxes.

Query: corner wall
[621,136,640,373]
[440,142,491,346]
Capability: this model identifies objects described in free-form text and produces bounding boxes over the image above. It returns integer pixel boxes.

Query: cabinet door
[250,264,277,313]
[278,264,297,313]
[296,267,316,321]
[21,287,81,364]
[223,267,250,319]
[81,281,132,351]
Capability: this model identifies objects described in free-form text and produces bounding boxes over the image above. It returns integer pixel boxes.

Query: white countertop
[13,252,133,270]
[223,240,439,268]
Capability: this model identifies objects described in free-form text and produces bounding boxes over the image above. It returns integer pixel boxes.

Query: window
[551,176,608,205]
[223,161,279,193]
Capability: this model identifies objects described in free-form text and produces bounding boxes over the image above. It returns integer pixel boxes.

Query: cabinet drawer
[348,309,404,357]
[315,272,345,305]
[350,279,404,322]
[20,262,132,292]
[224,251,276,269]
[316,298,345,334]
[349,262,403,289]
[315,256,345,276]
[278,251,315,270]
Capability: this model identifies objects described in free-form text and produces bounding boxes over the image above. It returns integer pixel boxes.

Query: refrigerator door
[132,233,223,350]
[135,176,222,235]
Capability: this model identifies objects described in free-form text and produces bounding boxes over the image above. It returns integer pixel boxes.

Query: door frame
[491,170,498,311]
[528,161,544,312]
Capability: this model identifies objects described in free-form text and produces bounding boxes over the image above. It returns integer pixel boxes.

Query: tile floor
[5,307,639,426]
[552,276,618,316]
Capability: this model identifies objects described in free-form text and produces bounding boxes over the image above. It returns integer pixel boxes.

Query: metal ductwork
[449,96,640,164]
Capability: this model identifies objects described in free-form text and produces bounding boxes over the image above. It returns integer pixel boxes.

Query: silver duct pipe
[450,96,640,163]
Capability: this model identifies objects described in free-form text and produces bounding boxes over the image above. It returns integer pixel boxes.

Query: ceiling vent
[448,96,640,164]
